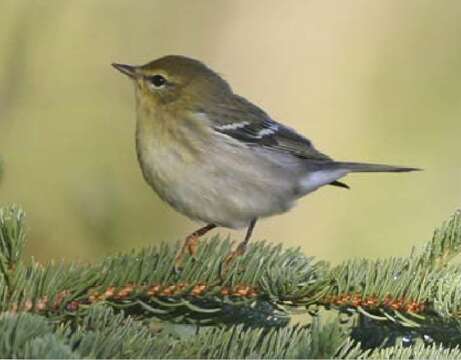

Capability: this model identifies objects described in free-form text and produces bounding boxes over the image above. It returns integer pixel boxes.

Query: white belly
[136,131,304,228]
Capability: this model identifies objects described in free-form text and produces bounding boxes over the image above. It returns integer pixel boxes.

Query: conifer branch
[419,209,461,268]
[1,308,460,359]
[322,210,461,327]
[1,205,461,358]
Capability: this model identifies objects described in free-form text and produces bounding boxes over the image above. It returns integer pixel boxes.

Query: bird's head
[112,55,232,111]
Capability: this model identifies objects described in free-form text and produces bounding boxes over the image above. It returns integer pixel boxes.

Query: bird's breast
[134,107,308,228]
[135,108,210,206]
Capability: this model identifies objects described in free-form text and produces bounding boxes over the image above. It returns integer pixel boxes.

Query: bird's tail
[335,161,421,173]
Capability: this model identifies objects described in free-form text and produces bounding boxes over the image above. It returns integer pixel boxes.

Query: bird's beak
[112,63,137,79]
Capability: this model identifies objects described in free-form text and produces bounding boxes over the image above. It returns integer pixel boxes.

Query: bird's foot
[220,242,247,278]
[174,234,200,274]
[173,224,216,274]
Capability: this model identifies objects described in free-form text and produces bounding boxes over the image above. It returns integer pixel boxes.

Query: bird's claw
[220,242,247,278]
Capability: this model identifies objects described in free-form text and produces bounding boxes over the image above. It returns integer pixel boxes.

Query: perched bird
[112,55,419,269]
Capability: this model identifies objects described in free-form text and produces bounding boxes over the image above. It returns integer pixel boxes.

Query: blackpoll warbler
[113,55,419,269]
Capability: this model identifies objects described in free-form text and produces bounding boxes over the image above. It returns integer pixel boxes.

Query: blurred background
[0,1,460,263]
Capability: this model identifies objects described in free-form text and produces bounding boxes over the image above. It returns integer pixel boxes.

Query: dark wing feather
[210,95,332,161]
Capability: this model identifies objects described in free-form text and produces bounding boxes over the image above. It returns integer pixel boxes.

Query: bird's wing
[209,95,332,161]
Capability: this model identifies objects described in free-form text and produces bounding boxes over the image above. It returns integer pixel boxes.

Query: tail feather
[336,161,421,173]
[330,180,350,189]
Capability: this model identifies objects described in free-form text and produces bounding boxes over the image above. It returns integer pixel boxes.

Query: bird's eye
[149,75,166,88]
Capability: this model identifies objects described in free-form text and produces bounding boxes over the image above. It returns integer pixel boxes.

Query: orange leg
[222,218,257,274]
[175,224,216,272]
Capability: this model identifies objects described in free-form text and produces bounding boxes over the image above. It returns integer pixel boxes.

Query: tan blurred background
[0,1,460,264]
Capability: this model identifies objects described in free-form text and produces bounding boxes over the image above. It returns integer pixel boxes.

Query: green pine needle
[1,205,461,358]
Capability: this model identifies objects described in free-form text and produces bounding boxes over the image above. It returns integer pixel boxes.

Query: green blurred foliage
[0,157,3,185]
[0,1,460,263]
